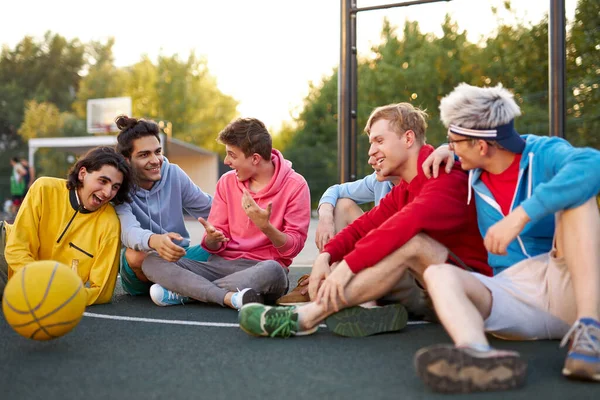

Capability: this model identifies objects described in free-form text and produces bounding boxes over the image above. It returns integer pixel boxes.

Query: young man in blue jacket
[415,83,600,392]
[114,115,213,297]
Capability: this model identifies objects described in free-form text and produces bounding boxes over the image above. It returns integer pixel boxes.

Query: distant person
[20,158,35,190]
[0,147,133,305]
[142,117,311,310]
[275,152,398,306]
[238,103,491,338]
[114,115,213,296]
[9,157,26,215]
[414,83,600,392]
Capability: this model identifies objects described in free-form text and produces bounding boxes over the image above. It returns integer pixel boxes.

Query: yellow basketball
[2,260,87,340]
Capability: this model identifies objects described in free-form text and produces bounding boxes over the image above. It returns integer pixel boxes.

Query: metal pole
[338,0,451,183]
[338,0,355,183]
[549,0,566,138]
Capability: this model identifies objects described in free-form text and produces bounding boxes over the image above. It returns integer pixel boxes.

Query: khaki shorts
[379,271,436,321]
[473,251,574,340]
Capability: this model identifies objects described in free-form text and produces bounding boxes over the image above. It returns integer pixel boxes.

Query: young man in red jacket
[239,103,491,338]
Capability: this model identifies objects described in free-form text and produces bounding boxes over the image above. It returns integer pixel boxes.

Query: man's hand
[315,204,335,251]
[148,232,187,262]
[242,189,272,230]
[484,206,530,255]
[308,252,332,300]
[198,217,229,250]
[315,261,355,312]
[423,144,454,179]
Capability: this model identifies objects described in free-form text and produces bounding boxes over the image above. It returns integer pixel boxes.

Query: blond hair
[365,103,428,144]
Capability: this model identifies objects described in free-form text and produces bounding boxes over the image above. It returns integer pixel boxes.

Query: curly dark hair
[217,118,272,159]
[66,147,133,205]
[115,115,161,159]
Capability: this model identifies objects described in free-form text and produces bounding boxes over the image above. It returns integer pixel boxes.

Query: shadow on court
[1,267,598,400]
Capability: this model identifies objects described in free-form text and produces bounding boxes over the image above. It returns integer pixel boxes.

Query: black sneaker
[325,303,408,337]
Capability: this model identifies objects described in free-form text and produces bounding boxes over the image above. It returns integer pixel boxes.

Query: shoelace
[167,290,186,304]
[265,308,297,338]
[560,321,600,354]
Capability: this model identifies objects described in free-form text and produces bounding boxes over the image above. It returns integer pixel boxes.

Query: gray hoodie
[115,157,213,251]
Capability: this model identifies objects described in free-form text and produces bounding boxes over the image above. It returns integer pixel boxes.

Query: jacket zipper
[57,207,82,243]
[69,242,94,258]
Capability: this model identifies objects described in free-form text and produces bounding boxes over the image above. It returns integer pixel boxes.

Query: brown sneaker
[276,274,310,305]
[414,344,527,393]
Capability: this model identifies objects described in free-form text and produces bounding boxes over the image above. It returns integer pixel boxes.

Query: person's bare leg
[423,264,492,347]
[556,197,600,320]
[125,248,150,282]
[299,234,448,329]
[333,198,364,233]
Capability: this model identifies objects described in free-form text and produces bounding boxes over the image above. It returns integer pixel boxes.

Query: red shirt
[324,145,491,276]
[480,154,522,216]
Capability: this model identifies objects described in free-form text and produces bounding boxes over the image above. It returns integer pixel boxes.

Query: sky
[1,0,577,131]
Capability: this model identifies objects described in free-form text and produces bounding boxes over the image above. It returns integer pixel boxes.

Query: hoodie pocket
[69,242,94,258]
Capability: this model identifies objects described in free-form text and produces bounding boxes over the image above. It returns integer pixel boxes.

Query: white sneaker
[149,284,191,306]
[230,288,264,310]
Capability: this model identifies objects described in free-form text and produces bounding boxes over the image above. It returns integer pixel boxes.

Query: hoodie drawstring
[467,170,473,205]
[527,152,534,198]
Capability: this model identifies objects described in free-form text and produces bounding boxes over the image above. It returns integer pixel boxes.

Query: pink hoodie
[201,149,311,268]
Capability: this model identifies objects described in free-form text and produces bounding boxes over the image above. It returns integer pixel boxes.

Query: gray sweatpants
[142,253,289,306]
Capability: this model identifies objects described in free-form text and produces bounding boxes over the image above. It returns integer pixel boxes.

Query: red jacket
[324,145,491,276]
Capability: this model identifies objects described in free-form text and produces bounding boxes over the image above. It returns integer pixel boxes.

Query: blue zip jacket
[470,134,600,274]
[115,157,213,251]
[318,172,394,208]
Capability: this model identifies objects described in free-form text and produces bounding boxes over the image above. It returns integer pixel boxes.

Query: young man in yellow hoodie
[0,147,133,305]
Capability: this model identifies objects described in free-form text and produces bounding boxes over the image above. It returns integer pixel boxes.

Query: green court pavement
[1,269,598,400]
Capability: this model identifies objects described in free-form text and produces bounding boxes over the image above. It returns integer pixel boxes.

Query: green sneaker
[325,303,408,337]
[238,303,318,338]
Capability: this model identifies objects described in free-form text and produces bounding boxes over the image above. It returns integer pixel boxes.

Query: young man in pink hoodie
[141,118,311,310]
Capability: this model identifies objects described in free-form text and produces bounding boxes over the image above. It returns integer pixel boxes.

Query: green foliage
[283,1,599,208]
[0,32,85,135]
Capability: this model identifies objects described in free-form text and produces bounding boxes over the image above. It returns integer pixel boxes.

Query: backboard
[86,97,132,134]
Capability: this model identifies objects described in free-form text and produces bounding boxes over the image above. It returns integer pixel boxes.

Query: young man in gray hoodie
[114,115,213,296]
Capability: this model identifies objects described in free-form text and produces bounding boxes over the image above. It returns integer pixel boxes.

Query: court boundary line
[83,312,429,328]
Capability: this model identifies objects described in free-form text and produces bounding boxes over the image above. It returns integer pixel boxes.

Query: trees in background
[0,34,238,199]
[0,1,597,205]
[283,0,599,207]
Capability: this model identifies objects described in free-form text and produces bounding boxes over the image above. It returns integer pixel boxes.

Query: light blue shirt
[318,172,394,208]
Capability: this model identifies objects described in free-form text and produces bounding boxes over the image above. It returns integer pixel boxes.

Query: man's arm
[201,180,231,253]
[114,202,154,251]
[263,184,311,258]
[84,232,121,305]
[318,172,379,208]
[177,165,213,219]
[341,172,472,274]
[316,173,380,250]
[520,137,600,223]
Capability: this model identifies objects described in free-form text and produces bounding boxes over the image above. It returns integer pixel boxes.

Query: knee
[335,198,359,215]
[125,248,147,269]
[258,261,286,280]
[423,263,459,289]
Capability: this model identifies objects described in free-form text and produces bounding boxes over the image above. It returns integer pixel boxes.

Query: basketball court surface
[1,219,598,399]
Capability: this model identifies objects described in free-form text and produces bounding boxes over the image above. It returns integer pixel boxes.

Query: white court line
[84,312,429,328]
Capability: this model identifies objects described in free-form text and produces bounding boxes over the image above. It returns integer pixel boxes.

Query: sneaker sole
[414,345,527,393]
[563,362,600,382]
[325,304,408,337]
[276,301,311,306]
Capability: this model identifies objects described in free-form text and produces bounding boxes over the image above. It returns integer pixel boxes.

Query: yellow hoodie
[5,177,121,305]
